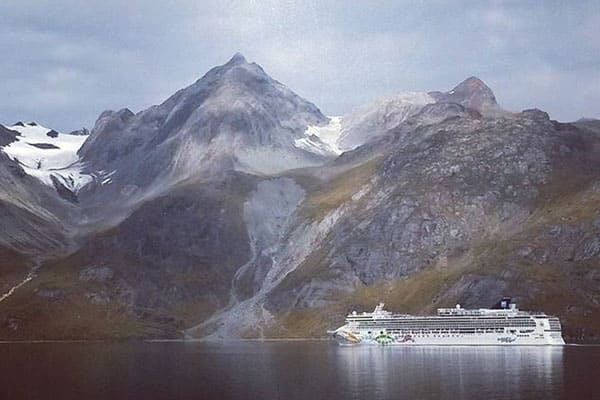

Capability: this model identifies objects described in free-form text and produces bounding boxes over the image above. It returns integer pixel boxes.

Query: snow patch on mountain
[1,122,92,192]
[100,170,116,185]
[295,116,343,156]
[297,93,436,155]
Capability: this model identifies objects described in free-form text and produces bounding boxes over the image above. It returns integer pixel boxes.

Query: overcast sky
[1,0,598,131]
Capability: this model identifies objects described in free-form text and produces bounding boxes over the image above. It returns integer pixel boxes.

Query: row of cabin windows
[364,329,507,334]
[354,322,536,328]
[357,328,527,333]
[348,318,537,324]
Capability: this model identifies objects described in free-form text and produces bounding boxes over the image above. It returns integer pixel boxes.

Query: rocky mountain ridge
[70,53,337,230]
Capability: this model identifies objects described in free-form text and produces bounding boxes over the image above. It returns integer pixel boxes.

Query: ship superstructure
[329,298,565,345]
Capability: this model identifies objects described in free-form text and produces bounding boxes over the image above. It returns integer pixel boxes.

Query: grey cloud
[0,0,598,131]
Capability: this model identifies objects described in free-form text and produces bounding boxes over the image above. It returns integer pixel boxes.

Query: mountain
[257,107,600,340]
[0,124,19,147]
[0,55,599,342]
[72,53,337,229]
[336,92,434,151]
[0,122,87,256]
[575,118,600,135]
[292,76,504,154]
[0,122,91,194]
[0,123,83,303]
[185,104,600,340]
[429,76,506,118]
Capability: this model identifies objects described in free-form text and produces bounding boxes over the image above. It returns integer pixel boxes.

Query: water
[1,341,598,399]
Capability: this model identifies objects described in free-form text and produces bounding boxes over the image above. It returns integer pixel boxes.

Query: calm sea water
[1,341,598,399]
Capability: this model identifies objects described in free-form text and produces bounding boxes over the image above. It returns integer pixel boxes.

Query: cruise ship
[329,298,565,346]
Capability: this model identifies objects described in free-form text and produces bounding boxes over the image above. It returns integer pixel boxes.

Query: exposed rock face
[429,76,506,118]
[0,124,19,147]
[79,266,114,283]
[0,151,75,256]
[67,128,90,136]
[1,55,599,341]
[574,118,600,135]
[34,287,65,300]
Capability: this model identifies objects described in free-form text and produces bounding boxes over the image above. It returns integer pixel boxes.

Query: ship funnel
[492,297,513,309]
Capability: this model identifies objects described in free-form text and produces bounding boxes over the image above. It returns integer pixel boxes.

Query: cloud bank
[0,0,598,131]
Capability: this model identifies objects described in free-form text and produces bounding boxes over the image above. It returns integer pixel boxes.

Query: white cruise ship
[329,298,565,346]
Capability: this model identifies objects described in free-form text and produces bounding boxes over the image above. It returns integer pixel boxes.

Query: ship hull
[333,331,565,346]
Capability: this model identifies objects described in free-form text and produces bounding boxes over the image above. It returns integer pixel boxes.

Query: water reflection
[335,345,564,399]
[1,341,593,400]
